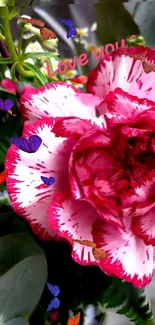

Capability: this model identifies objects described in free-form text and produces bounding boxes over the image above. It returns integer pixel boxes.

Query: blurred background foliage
[0,1,155,325]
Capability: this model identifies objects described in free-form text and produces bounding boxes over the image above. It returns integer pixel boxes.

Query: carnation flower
[5,46,155,288]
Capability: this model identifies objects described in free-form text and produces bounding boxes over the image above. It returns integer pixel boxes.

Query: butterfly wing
[142,61,152,74]
[17,16,45,27]
[28,135,42,153]
[67,316,75,325]
[0,99,4,111]
[121,52,146,61]
[66,20,74,27]
[147,62,155,72]
[59,18,73,27]
[53,297,60,309]
[58,18,65,24]
[53,285,60,297]
[47,298,60,312]
[10,137,31,153]
[67,28,72,39]
[92,247,108,260]
[28,18,45,27]
[40,27,57,40]
[47,283,60,296]
[49,177,56,185]
[41,176,50,185]
[75,312,81,325]
[74,239,96,247]
[3,99,14,112]
[47,299,55,312]
[70,28,77,36]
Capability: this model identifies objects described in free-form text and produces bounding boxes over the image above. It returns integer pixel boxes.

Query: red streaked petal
[92,220,154,288]
[19,82,103,123]
[132,205,155,245]
[48,192,100,266]
[87,46,155,114]
[52,116,106,139]
[104,87,155,124]
[5,117,76,241]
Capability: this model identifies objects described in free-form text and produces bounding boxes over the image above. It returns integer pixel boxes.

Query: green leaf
[95,1,140,45]
[10,63,18,82]
[0,233,47,323]
[98,278,154,325]
[0,58,13,64]
[0,204,31,236]
[8,6,19,19]
[4,318,29,325]
[0,23,4,33]
[23,62,48,85]
[23,52,58,61]
[0,190,10,206]
[0,0,15,6]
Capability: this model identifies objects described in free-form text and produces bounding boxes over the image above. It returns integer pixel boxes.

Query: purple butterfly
[47,283,60,312]
[67,28,77,39]
[0,98,16,116]
[59,18,77,39]
[0,98,14,112]
[41,176,56,186]
[10,135,42,153]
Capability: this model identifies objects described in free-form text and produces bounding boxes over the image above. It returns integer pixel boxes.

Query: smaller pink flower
[1,79,16,94]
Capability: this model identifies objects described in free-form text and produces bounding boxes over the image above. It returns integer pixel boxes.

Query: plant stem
[0,33,5,41]
[18,27,24,56]
[21,35,37,59]
[2,7,34,78]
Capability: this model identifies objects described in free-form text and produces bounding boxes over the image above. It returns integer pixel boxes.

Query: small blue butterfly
[59,18,77,39]
[10,135,42,153]
[47,283,60,312]
[0,98,14,112]
[41,176,56,186]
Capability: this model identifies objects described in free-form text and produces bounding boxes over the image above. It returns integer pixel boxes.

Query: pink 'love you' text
[46,35,135,78]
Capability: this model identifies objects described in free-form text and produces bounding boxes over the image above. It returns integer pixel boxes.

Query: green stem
[0,33,5,41]
[18,27,24,56]
[2,7,34,78]
[21,35,37,59]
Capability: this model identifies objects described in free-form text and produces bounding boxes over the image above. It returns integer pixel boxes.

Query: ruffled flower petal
[87,46,155,114]
[52,116,106,139]
[48,192,100,266]
[92,220,154,288]
[104,88,155,124]
[5,117,76,240]
[19,82,103,123]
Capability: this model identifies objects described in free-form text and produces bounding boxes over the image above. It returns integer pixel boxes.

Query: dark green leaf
[98,278,154,325]
[95,1,140,45]
[0,58,13,64]
[23,62,48,85]
[10,63,18,82]
[0,24,4,34]
[4,318,29,325]
[0,204,31,237]
[8,6,19,19]
[0,233,47,322]
[23,52,58,61]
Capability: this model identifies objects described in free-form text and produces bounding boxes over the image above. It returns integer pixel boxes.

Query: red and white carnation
[5,47,155,288]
